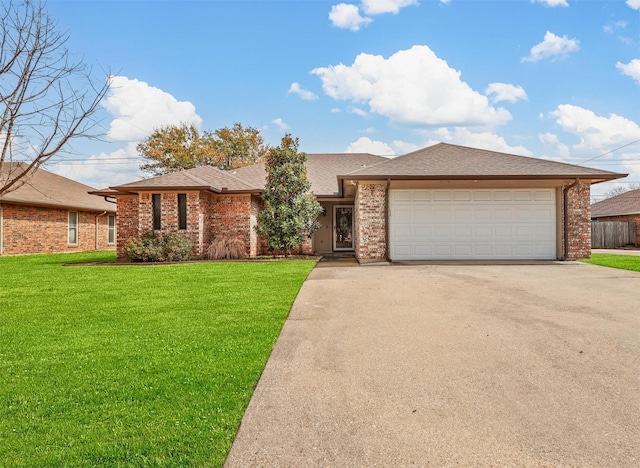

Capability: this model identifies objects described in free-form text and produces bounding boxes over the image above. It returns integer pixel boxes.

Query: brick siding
[116,191,256,259]
[1,203,115,255]
[354,182,387,261]
[564,182,592,260]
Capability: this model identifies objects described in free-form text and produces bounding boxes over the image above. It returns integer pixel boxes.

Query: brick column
[565,182,591,260]
[354,182,387,262]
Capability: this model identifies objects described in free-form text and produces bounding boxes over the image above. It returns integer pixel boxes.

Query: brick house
[102,143,624,262]
[591,188,640,246]
[0,164,116,255]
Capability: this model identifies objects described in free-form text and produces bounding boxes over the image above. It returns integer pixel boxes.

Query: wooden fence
[591,221,637,249]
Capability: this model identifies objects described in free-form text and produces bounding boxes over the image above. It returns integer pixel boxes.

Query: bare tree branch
[0,0,109,196]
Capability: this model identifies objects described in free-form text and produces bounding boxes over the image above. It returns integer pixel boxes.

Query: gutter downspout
[385,178,391,262]
[95,211,107,250]
[562,178,580,260]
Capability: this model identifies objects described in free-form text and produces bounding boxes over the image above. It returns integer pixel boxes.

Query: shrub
[206,237,247,260]
[124,231,193,262]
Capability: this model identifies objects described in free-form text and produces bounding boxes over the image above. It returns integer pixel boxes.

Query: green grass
[0,252,316,467]
[580,253,640,272]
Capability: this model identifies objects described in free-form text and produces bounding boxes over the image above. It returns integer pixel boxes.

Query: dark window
[152,194,161,230]
[178,194,187,230]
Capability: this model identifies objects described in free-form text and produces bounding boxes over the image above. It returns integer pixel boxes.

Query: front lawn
[0,252,316,466]
[580,253,640,272]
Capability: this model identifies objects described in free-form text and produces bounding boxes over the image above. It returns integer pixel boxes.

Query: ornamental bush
[124,231,193,262]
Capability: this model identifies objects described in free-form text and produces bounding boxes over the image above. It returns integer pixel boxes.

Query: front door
[333,205,354,251]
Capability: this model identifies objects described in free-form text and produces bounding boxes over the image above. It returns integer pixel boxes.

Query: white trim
[108,215,116,244]
[68,211,78,245]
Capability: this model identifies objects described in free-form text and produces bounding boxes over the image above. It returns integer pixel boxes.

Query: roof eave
[337,174,626,182]
[592,210,640,218]
[0,198,116,213]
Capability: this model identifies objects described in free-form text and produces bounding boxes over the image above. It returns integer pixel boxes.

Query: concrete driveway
[225,262,640,467]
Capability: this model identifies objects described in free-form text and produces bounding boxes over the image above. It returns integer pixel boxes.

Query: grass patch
[0,251,316,466]
[580,253,640,272]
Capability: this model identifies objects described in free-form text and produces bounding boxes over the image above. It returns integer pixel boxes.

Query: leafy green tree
[213,122,269,170]
[137,124,217,176]
[137,122,269,176]
[256,135,322,255]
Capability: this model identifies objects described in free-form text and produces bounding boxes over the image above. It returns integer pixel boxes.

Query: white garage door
[389,189,557,260]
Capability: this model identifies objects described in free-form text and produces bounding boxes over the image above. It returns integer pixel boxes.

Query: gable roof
[110,165,258,193]
[345,143,624,182]
[231,153,387,196]
[591,188,640,218]
[0,163,115,212]
[102,143,625,198]
[108,153,388,197]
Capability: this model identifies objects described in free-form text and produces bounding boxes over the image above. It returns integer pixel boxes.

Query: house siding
[0,203,115,255]
[116,191,258,259]
[564,181,592,260]
[116,195,139,259]
[354,182,387,261]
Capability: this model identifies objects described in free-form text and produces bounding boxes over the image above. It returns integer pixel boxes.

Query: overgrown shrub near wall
[124,231,193,262]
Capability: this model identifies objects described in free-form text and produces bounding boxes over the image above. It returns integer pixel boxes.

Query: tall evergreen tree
[256,135,322,255]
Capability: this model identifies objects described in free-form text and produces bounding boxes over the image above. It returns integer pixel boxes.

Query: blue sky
[45,0,640,199]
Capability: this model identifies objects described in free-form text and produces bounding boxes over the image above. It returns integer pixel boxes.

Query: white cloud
[329,3,372,31]
[430,128,533,156]
[312,45,511,127]
[348,106,368,117]
[288,82,319,100]
[361,0,419,15]
[531,0,568,7]
[485,83,528,104]
[616,59,640,84]
[331,108,341,113]
[345,136,395,156]
[102,76,202,142]
[603,20,627,33]
[538,132,570,157]
[271,118,291,131]
[360,127,376,134]
[551,104,640,150]
[627,0,640,10]
[522,31,580,62]
[51,142,142,189]
[391,140,421,154]
[538,132,559,144]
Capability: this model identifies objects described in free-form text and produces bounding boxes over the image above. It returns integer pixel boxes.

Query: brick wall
[116,195,139,258]
[565,182,591,260]
[592,214,640,246]
[354,182,387,261]
[209,194,252,257]
[1,203,115,255]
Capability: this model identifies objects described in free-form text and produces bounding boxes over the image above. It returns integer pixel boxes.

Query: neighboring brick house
[591,188,640,246]
[0,164,116,255]
[101,143,624,262]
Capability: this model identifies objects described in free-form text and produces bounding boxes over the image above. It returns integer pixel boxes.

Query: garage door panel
[390,188,556,260]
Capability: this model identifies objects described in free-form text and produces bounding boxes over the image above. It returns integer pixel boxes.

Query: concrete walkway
[225,262,640,467]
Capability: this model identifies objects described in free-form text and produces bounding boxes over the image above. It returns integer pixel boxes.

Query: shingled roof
[103,143,625,197]
[231,153,387,196]
[111,165,259,193]
[0,163,115,212]
[591,188,640,218]
[345,143,623,182]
